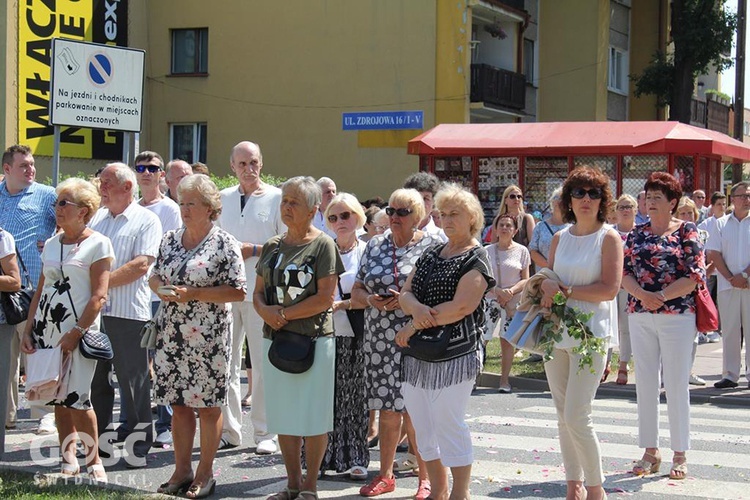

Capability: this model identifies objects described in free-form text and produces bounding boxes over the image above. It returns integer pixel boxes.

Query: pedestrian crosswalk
[248,396,750,499]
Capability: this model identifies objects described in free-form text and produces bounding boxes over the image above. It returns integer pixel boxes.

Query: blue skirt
[263,336,335,436]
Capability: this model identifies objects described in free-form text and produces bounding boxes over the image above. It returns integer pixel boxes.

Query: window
[744,121,750,136]
[170,123,207,163]
[608,47,628,94]
[171,28,208,75]
[523,38,535,84]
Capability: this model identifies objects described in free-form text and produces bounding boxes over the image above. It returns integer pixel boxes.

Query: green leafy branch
[536,292,606,374]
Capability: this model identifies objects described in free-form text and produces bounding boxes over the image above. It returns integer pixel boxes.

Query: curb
[479,372,750,408]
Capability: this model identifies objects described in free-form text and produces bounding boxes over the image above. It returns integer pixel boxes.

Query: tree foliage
[632,0,737,122]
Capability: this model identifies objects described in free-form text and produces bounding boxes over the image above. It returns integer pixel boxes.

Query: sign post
[49,38,145,184]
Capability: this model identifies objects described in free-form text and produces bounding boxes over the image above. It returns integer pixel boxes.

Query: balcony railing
[470,63,526,110]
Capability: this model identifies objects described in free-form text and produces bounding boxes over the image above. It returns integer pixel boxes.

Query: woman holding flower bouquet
[539,166,623,500]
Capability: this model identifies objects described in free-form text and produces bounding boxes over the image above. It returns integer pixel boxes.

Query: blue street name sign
[342,111,423,131]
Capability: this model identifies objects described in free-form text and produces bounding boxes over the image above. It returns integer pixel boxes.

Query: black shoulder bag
[404,246,481,361]
[337,280,365,338]
[59,239,114,361]
[266,243,323,374]
[0,247,35,325]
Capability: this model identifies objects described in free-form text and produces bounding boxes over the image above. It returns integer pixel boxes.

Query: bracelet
[408,319,417,331]
[657,290,667,301]
[279,308,287,320]
[73,325,88,335]
[566,285,573,297]
[251,244,257,258]
[347,299,352,310]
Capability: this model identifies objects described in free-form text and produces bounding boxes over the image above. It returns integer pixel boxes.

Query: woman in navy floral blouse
[622,172,706,482]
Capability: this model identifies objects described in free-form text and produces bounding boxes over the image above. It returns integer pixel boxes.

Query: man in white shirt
[218,142,285,454]
[134,151,182,446]
[312,177,337,238]
[90,163,162,467]
[706,182,750,389]
[164,160,193,202]
[403,172,447,242]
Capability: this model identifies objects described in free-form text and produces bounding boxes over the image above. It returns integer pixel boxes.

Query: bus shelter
[407,121,750,219]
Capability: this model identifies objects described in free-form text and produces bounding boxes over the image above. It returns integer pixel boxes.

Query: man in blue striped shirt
[0,145,56,433]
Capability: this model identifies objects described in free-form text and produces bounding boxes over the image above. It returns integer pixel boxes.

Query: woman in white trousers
[622,172,706,481]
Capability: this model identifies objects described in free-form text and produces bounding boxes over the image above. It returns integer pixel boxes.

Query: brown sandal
[669,454,687,480]
[632,451,661,476]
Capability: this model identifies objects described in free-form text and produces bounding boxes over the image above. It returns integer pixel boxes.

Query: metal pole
[733,0,747,183]
[52,125,61,187]
[122,132,131,165]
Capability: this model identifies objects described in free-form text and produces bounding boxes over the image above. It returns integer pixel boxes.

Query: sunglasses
[385,207,412,217]
[616,205,635,211]
[135,164,162,173]
[508,194,523,200]
[327,211,352,223]
[52,200,79,208]
[570,188,603,200]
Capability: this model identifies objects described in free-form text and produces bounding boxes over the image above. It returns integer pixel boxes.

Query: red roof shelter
[408,121,750,218]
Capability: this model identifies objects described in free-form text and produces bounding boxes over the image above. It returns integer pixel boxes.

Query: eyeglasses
[373,225,388,232]
[52,200,79,208]
[385,207,412,217]
[135,164,161,174]
[731,193,750,200]
[508,194,523,200]
[616,205,635,211]
[327,211,352,223]
[570,188,603,200]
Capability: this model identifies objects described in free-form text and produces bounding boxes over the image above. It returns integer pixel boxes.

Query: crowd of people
[0,141,748,500]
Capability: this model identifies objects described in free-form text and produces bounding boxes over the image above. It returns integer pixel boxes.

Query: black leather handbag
[407,322,456,361]
[79,329,114,361]
[337,281,364,338]
[0,249,34,325]
[268,329,317,374]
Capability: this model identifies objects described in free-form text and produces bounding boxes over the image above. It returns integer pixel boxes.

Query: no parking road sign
[50,38,145,133]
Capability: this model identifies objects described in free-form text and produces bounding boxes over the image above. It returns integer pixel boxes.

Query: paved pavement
[1,339,747,498]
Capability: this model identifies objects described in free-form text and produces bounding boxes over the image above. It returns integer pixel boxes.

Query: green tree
[632,0,736,123]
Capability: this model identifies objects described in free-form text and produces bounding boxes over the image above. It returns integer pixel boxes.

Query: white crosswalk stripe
[246,397,750,499]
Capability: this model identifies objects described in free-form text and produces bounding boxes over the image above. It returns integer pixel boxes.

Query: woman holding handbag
[395,183,494,500]
[254,176,344,500]
[20,178,114,482]
[486,214,530,394]
[313,192,369,480]
[622,172,706,481]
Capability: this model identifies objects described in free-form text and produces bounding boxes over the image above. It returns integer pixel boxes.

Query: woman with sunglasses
[622,172,706,481]
[21,178,114,483]
[612,194,637,385]
[492,185,535,248]
[312,193,369,480]
[539,167,622,500]
[352,189,440,499]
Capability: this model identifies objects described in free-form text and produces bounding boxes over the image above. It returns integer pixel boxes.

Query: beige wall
[131,0,439,199]
[537,0,610,121]
[2,0,14,149]
[629,0,665,121]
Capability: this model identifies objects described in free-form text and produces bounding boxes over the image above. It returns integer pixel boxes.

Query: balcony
[470,63,526,110]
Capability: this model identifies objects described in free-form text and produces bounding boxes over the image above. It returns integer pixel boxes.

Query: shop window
[171,28,208,75]
[170,123,207,163]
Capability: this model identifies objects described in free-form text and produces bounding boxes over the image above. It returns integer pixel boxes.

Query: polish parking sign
[49,38,145,133]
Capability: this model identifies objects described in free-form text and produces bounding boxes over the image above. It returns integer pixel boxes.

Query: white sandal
[87,463,107,483]
[60,461,80,476]
[349,465,368,480]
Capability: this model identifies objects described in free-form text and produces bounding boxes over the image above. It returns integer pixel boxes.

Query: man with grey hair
[707,181,750,389]
[218,141,285,454]
[692,189,709,223]
[312,177,337,238]
[164,160,193,202]
[90,163,162,467]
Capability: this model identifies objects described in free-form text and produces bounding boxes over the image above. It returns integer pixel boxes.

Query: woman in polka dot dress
[352,188,441,499]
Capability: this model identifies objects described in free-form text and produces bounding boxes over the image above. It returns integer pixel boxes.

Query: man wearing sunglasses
[217,141,286,454]
[0,145,57,436]
[134,151,182,447]
[706,181,750,390]
[403,172,447,242]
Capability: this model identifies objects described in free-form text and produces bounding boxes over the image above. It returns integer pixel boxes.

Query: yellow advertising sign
[18,0,127,159]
